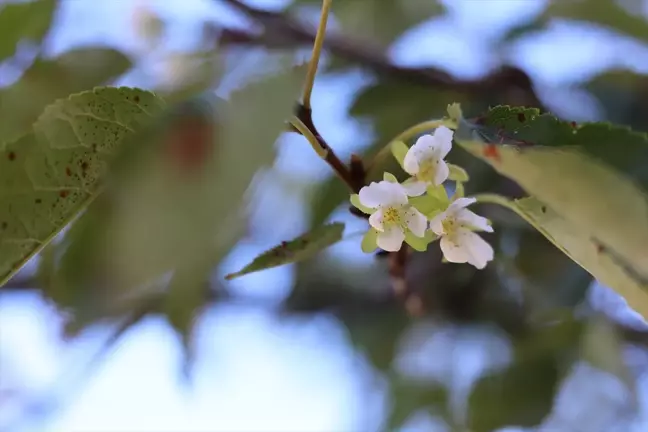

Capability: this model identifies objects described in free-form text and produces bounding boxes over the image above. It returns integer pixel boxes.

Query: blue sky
[2,1,648,431]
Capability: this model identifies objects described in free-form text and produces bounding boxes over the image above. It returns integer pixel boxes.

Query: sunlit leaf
[0,86,165,287]
[0,0,57,61]
[226,222,345,280]
[501,197,648,320]
[455,105,648,296]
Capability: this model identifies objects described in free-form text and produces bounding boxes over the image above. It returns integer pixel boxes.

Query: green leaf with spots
[225,223,345,280]
[0,47,132,143]
[455,105,648,296]
[0,86,166,287]
[0,0,57,61]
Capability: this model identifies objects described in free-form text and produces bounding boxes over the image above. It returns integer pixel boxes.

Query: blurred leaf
[467,353,558,431]
[513,228,591,311]
[386,377,448,431]
[500,19,546,43]
[467,320,582,431]
[291,0,444,46]
[0,86,165,287]
[226,222,345,280]
[0,0,57,61]
[585,70,648,131]
[543,0,648,43]
[455,106,648,301]
[580,316,634,392]
[164,258,215,379]
[309,173,348,227]
[100,63,306,291]
[0,47,132,142]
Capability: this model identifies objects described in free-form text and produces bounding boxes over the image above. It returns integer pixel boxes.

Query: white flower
[402,126,454,196]
[429,197,494,269]
[358,181,427,252]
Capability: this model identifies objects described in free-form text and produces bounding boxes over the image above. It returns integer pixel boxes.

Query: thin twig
[302,0,332,109]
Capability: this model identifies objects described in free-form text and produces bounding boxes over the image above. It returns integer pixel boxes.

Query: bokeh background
[2,0,648,431]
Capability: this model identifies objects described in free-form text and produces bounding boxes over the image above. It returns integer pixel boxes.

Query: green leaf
[467,353,559,431]
[386,377,448,431]
[0,86,165,287]
[0,48,132,143]
[350,194,372,214]
[505,197,648,320]
[404,231,428,252]
[99,63,307,290]
[226,223,345,280]
[455,105,648,290]
[0,0,57,61]
[383,171,398,183]
[448,163,469,182]
[580,316,634,392]
[543,0,648,44]
[391,140,409,170]
[361,228,378,253]
[466,321,581,432]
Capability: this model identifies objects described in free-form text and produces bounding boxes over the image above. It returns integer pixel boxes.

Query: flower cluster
[351,126,495,269]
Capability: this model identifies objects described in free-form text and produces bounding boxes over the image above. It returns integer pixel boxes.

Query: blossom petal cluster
[351,125,495,269]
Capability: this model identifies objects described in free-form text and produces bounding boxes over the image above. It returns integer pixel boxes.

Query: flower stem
[302,0,332,109]
[366,118,457,178]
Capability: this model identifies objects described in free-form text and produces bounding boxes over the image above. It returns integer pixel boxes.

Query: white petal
[405,208,427,237]
[456,209,493,232]
[433,126,453,158]
[449,197,477,213]
[402,179,427,197]
[429,211,447,235]
[412,134,436,153]
[377,226,405,252]
[433,159,450,186]
[369,209,384,231]
[358,182,385,208]
[440,235,470,263]
[456,229,494,269]
[381,181,409,206]
[403,147,420,175]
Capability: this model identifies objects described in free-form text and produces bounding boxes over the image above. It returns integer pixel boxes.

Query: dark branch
[217,0,544,109]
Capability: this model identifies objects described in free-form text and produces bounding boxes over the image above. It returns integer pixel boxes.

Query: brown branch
[217,0,544,109]
[294,103,364,193]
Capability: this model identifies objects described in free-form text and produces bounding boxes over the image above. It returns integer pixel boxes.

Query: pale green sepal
[404,231,429,252]
[448,163,469,182]
[391,140,409,170]
[361,228,379,253]
[383,172,399,183]
[454,181,465,199]
[410,194,444,215]
[350,194,373,214]
[427,184,451,208]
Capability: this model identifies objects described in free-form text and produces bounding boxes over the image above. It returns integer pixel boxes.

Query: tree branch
[217,0,544,109]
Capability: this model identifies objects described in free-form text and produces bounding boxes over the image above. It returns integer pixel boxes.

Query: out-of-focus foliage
[2,0,648,431]
[0,0,57,61]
